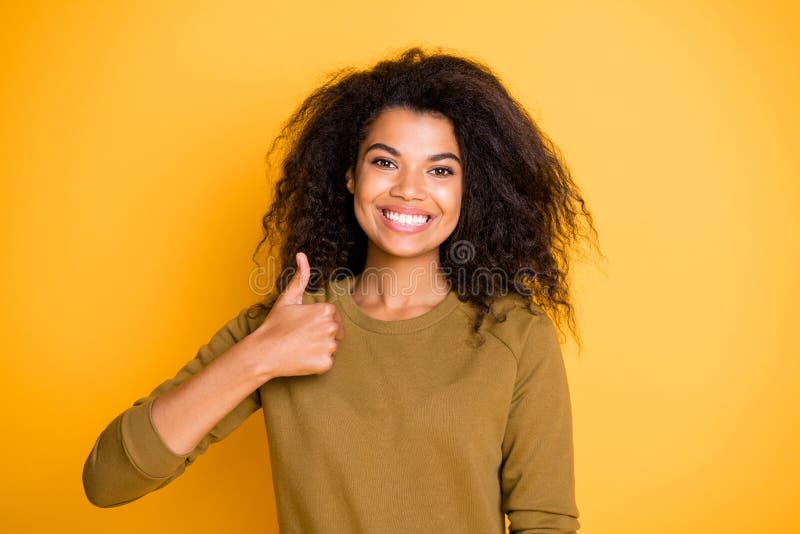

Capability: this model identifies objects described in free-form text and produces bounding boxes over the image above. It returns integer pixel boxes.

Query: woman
[83,47,600,533]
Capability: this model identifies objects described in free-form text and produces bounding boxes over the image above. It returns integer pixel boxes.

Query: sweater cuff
[121,396,188,479]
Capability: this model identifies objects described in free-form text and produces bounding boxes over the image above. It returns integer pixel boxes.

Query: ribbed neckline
[329,276,462,335]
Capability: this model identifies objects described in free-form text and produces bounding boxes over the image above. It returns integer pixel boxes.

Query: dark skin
[344,106,463,320]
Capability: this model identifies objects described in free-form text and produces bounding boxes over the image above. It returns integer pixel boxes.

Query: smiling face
[345,106,463,264]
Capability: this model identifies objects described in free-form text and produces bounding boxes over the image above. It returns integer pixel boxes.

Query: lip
[375,206,435,234]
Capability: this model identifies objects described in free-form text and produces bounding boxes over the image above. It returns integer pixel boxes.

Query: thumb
[275,252,310,307]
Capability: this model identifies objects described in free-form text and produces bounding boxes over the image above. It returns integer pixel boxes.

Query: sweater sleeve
[500,309,581,533]
[82,304,265,508]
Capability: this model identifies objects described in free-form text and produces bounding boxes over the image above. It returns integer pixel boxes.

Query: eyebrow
[364,142,462,165]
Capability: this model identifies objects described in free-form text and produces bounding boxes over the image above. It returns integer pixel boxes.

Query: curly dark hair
[247,46,603,351]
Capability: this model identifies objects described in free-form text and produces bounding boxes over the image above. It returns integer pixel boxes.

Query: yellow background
[2,1,798,532]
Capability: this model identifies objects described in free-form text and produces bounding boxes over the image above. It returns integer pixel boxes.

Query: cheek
[353,171,387,200]
[352,195,371,223]
[352,183,379,226]
[434,184,462,215]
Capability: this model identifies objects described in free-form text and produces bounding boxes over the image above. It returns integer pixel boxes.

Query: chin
[380,240,441,259]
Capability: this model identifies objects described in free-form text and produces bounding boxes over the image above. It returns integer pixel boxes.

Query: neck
[350,245,451,310]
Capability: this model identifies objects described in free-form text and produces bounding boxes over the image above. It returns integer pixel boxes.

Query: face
[345,107,463,262]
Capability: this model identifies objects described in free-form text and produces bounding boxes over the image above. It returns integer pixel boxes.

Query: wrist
[238,331,278,385]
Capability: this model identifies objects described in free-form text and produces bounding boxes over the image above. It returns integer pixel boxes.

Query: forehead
[361,107,460,154]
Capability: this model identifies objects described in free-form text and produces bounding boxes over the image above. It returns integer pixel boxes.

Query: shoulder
[237,291,280,336]
[476,293,558,364]
[299,276,349,306]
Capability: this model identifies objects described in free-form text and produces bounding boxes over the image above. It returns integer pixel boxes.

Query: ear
[345,167,354,194]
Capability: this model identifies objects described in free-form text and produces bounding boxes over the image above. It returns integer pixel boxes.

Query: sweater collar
[328,276,462,335]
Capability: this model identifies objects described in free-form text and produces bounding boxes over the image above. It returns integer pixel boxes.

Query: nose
[390,166,426,201]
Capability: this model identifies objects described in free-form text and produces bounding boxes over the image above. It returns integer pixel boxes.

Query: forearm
[151,336,272,456]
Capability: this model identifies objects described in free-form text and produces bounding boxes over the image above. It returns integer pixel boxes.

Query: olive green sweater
[83,276,580,533]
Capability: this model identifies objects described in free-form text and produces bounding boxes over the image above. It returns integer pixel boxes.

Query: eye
[371,158,396,168]
[430,167,454,176]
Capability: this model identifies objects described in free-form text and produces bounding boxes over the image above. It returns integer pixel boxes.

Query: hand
[249,251,344,380]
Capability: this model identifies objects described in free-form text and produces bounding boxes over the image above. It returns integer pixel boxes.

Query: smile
[377,207,435,233]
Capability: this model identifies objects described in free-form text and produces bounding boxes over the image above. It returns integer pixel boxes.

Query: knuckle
[320,355,334,370]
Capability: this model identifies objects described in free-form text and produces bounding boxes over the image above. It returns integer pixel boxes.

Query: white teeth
[382,210,430,226]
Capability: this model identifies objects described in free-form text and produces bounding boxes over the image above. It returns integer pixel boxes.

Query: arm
[82,305,272,508]
[501,310,581,533]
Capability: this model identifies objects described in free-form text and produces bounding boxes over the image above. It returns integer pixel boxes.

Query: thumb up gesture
[250,252,344,379]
